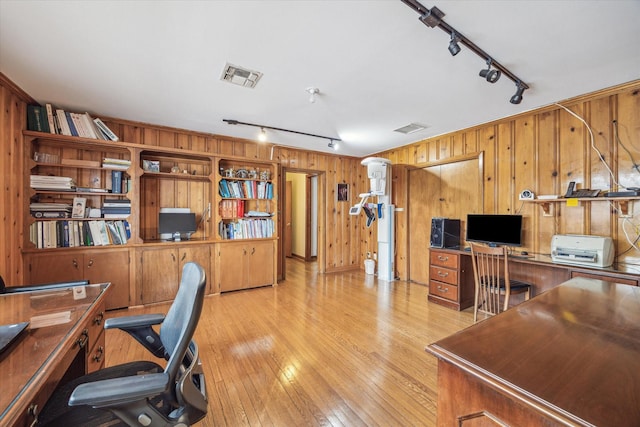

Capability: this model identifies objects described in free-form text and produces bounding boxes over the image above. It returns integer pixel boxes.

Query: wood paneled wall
[1,72,638,285]
[378,80,640,280]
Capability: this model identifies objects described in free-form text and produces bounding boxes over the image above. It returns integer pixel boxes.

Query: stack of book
[28,219,130,248]
[30,202,72,218]
[102,198,131,218]
[102,158,131,170]
[30,175,75,191]
[26,104,119,141]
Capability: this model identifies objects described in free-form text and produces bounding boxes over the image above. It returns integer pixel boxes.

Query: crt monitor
[159,212,197,241]
[466,214,523,247]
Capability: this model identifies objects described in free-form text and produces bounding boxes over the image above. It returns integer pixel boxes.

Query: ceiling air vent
[221,63,263,88]
[394,123,428,134]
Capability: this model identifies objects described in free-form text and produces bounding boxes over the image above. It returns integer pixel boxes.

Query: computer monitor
[159,212,197,241]
[466,214,523,247]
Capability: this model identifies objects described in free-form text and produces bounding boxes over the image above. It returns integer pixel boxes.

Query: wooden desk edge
[2,284,111,426]
[425,343,594,427]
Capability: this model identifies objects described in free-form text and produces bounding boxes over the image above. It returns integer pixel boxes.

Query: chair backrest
[161,262,207,381]
[470,242,511,316]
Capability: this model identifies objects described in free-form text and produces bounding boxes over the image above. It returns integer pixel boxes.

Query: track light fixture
[401,0,529,103]
[223,119,341,150]
[258,127,267,142]
[448,32,461,56]
[479,59,501,83]
[510,81,526,105]
[306,87,319,103]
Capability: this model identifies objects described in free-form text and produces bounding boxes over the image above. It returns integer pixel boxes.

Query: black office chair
[38,262,208,426]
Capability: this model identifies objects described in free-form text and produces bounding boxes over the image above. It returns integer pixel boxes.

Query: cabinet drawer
[430,251,459,269]
[430,265,458,285]
[87,332,105,373]
[429,280,459,301]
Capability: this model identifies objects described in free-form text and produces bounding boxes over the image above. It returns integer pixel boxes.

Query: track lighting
[306,87,319,103]
[510,81,526,104]
[258,127,267,142]
[401,0,529,104]
[448,32,461,56]
[223,119,341,150]
[479,59,501,83]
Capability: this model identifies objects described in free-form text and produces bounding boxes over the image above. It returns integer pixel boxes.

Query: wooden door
[179,245,211,293]
[247,241,275,288]
[217,242,247,292]
[285,181,292,258]
[408,168,440,285]
[26,252,84,285]
[84,249,130,310]
[140,247,179,304]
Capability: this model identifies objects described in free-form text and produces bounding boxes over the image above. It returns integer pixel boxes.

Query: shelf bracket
[616,200,632,217]
[539,202,553,217]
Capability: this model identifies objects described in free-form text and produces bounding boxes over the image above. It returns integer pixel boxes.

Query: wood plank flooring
[105,259,474,426]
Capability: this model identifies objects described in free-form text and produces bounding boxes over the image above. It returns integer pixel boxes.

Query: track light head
[510,81,526,104]
[258,127,267,142]
[328,140,339,151]
[479,59,501,83]
[306,87,319,103]
[448,32,461,56]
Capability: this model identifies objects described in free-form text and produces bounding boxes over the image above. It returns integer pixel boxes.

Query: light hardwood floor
[106,259,474,426]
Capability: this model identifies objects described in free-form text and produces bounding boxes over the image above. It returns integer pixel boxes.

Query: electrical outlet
[367,251,371,258]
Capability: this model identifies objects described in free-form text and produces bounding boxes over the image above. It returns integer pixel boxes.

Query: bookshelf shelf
[525,197,640,216]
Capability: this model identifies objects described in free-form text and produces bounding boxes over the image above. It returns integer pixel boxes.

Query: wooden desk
[0,283,109,426]
[427,248,640,310]
[427,277,640,426]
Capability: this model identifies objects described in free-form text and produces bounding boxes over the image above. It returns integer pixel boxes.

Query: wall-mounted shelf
[526,197,640,217]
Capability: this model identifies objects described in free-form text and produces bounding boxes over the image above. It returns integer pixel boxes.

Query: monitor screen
[159,212,197,239]
[466,214,523,247]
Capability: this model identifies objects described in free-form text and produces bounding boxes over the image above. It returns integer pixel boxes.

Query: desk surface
[427,277,640,426]
[0,283,109,424]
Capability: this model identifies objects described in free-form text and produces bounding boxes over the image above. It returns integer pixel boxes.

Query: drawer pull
[437,271,449,277]
[93,345,105,363]
[437,255,449,262]
[76,329,89,349]
[437,285,449,293]
[28,403,38,427]
[93,311,105,326]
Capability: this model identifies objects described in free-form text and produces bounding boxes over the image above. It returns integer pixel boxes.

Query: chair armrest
[104,314,165,330]
[69,372,169,408]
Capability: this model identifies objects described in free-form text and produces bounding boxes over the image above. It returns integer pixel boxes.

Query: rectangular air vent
[393,123,428,134]
[221,63,263,88]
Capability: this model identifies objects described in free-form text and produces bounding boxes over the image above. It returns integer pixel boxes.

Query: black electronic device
[430,218,461,249]
[466,214,523,247]
[604,190,640,197]
[564,181,600,198]
[159,212,197,241]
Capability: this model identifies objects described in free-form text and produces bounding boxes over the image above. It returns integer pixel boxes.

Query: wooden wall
[378,80,640,281]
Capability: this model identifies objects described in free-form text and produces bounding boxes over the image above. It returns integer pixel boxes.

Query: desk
[427,277,640,426]
[427,248,640,310]
[0,283,109,426]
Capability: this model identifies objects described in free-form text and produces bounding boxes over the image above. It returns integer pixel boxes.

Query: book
[45,104,57,134]
[27,105,47,132]
[70,112,88,137]
[111,170,122,194]
[93,118,119,141]
[56,109,71,135]
[84,113,104,139]
[65,111,78,136]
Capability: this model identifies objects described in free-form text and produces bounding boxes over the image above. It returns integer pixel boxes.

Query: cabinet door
[179,245,212,293]
[217,242,247,292]
[84,249,130,310]
[140,248,179,304]
[247,241,274,288]
[26,252,84,285]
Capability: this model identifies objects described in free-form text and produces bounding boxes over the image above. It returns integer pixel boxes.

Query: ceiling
[1,1,638,157]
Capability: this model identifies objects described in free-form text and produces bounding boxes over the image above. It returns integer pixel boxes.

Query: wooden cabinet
[24,249,131,310]
[427,248,474,311]
[216,240,275,292]
[138,244,211,304]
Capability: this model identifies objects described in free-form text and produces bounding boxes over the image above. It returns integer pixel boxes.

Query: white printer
[551,234,614,268]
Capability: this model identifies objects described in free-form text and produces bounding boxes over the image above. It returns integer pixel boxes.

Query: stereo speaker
[430,218,461,249]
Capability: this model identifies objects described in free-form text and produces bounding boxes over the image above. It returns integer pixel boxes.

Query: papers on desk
[30,311,71,329]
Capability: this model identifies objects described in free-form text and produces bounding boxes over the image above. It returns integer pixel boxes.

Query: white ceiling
[1,1,639,157]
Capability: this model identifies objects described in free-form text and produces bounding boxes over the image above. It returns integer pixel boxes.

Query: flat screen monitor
[159,212,196,241]
[466,214,523,247]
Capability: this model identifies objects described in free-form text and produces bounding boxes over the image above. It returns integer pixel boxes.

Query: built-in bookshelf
[216,159,276,241]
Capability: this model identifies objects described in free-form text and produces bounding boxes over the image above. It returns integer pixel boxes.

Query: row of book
[218,218,274,240]
[102,198,131,218]
[219,179,273,199]
[30,175,75,191]
[27,104,119,141]
[29,219,130,249]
